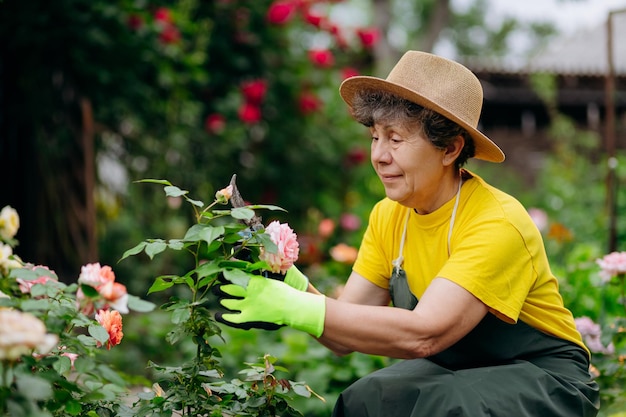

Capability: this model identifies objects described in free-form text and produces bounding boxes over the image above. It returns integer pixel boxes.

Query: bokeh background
[1,0,625,415]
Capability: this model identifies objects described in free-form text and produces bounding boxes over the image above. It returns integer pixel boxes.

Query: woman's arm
[312,272,390,355]
[316,273,489,359]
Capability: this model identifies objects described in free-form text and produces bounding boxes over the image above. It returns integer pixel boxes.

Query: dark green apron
[331,268,600,417]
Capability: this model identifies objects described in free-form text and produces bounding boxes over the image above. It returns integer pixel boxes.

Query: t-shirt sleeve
[439,217,538,323]
[352,202,397,290]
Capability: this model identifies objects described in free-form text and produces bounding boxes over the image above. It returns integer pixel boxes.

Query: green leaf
[127,295,156,312]
[198,225,225,245]
[256,232,278,253]
[52,355,72,375]
[30,284,49,298]
[231,207,255,220]
[171,307,191,324]
[223,269,251,287]
[245,204,287,212]
[74,355,96,373]
[195,261,222,279]
[80,283,100,297]
[291,383,312,398]
[88,324,109,344]
[20,298,50,311]
[15,372,53,400]
[164,185,188,197]
[145,240,168,259]
[147,277,175,294]
[64,400,82,416]
[187,198,204,207]
[8,268,38,281]
[168,239,185,250]
[77,334,97,347]
[135,178,173,186]
[120,241,148,261]
[183,224,205,241]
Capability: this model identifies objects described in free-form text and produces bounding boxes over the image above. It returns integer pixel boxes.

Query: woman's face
[370,121,451,212]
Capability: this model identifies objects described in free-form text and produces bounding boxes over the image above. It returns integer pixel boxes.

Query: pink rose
[340,213,361,231]
[318,218,335,239]
[528,208,548,232]
[260,221,299,274]
[596,251,626,283]
[78,263,114,288]
[77,263,129,314]
[16,265,57,295]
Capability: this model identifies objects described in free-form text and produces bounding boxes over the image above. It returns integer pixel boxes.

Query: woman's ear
[442,135,464,166]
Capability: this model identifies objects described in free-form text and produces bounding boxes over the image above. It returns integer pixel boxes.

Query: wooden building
[463,11,626,183]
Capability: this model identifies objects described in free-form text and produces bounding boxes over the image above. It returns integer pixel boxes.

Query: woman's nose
[371,140,391,164]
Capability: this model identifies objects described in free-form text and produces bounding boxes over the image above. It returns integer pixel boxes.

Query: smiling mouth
[380,173,401,181]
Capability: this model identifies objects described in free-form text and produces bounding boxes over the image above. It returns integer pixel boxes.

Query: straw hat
[339,51,505,163]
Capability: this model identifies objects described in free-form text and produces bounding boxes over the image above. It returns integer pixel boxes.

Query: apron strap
[392,209,411,274]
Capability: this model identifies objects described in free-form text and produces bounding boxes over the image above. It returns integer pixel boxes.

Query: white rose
[0,242,22,276]
[0,310,58,360]
[0,206,19,241]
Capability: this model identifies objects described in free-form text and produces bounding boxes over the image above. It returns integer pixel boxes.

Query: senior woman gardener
[216,51,600,416]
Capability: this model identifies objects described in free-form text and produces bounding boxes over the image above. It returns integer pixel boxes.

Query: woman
[216,51,600,416]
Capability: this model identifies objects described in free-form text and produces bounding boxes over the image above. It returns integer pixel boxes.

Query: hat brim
[339,76,505,163]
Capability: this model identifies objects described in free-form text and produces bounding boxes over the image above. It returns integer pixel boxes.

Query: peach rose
[95,309,124,350]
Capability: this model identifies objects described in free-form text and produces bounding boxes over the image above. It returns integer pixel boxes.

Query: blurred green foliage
[2,0,625,415]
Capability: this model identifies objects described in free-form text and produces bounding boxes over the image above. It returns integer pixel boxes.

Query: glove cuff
[284,266,309,291]
[285,291,326,338]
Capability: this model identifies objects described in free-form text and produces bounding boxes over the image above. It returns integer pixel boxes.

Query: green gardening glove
[215,275,325,337]
[263,265,309,291]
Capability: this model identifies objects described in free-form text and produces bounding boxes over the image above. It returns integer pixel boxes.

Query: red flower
[298,91,322,115]
[241,79,268,105]
[345,147,367,165]
[154,7,172,23]
[238,103,262,124]
[341,67,359,80]
[303,8,324,28]
[267,0,297,25]
[205,113,226,134]
[308,49,334,68]
[159,25,181,44]
[127,14,143,31]
[329,25,348,49]
[356,27,380,49]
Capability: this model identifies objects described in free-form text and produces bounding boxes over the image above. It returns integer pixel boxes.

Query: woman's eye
[371,136,379,142]
[391,138,402,144]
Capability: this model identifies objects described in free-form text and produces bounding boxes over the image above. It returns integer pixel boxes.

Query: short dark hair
[350,89,475,168]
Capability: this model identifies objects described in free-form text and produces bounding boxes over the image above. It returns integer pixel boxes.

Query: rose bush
[0,206,156,417]
[0,178,322,417]
[116,178,321,416]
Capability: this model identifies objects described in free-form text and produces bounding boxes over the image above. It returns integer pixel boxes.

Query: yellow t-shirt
[353,171,587,354]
